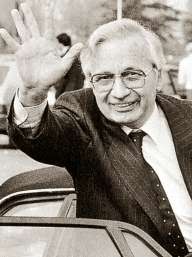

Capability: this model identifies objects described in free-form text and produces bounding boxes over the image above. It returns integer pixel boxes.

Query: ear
[84,78,92,88]
[156,69,163,92]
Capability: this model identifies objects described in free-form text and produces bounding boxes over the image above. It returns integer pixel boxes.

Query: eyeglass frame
[90,64,158,92]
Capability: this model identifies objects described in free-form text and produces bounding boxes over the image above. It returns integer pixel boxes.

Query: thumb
[61,42,84,72]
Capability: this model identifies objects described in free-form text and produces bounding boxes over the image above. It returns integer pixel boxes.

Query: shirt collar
[121,104,161,145]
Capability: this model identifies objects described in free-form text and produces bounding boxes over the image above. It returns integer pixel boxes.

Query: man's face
[90,37,160,128]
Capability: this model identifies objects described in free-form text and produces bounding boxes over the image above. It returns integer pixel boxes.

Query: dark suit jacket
[8,88,192,255]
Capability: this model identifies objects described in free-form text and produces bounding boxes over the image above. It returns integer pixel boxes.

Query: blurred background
[1,0,192,54]
[0,0,192,98]
[0,0,191,182]
[0,1,191,52]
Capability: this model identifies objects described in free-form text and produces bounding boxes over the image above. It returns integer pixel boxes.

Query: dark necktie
[129,130,146,156]
[129,130,158,175]
[129,130,188,255]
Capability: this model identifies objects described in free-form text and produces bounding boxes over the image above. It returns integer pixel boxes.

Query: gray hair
[80,18,166,84]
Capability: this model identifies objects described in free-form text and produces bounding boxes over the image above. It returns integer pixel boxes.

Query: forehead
[91,37,153,74]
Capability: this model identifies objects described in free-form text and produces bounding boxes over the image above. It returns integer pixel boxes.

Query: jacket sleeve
[7,92,91,174]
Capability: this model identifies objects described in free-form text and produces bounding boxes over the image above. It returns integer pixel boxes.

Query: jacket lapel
[100,117,163,230]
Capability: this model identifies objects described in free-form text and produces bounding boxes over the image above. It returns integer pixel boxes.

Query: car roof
[0,166,74,199]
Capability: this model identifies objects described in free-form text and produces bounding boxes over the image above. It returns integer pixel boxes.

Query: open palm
[0,2,83,105]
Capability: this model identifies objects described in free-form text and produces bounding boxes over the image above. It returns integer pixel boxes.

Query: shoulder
[157,93,192,114]
[55,88,95,108]
[53,88,99,120]
[157,93,191,104]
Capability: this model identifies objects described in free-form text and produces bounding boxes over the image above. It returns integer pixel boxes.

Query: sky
[166,0,189,11]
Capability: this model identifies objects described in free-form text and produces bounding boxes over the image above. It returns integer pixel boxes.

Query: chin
[110,110,144,126]
[107,114,134,125]
[100,104,143,125]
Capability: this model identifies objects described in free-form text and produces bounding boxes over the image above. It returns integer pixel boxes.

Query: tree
[14,0,183,57]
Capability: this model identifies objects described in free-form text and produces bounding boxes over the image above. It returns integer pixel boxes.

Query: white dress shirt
[13,92,47,131]
[14,96,192,251]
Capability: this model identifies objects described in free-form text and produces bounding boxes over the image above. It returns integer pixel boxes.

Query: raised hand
[0,2,83,106]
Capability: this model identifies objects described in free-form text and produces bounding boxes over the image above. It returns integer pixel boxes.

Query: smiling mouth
[111,100,139,111]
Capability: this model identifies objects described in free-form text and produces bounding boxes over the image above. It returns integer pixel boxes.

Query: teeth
[115,102,135,107]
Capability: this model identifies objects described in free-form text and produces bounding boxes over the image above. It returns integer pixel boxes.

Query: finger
[0,29,20,52]
[11,9,30,42]
[61,43,84,70]
[20,2,40,38]
[44,1,56,40]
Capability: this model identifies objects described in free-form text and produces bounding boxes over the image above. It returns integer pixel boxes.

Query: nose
[110,76,131,99]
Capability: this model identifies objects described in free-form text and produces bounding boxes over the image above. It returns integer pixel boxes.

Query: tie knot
[129,130,146,149]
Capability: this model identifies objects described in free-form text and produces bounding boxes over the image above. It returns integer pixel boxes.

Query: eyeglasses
[90,67,155,92]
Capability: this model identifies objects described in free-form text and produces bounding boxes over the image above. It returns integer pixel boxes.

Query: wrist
[19,88,48,107]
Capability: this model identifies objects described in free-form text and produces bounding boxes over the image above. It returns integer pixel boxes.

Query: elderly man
[0,3,191,257]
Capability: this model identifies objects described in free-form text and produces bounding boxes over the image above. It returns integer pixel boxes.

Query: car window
[4,201,64,217]
[4,197,76,217]
[1,192,76,217]
[0,226,121,257]
[0,217,172,257]
[123,232,160,257]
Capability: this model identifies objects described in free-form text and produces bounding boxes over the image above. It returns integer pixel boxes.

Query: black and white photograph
[0,0,191,256]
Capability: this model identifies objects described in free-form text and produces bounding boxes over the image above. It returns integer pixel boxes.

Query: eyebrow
[92,67,144,77]
[122,67,144,73]
[92,71,113,77]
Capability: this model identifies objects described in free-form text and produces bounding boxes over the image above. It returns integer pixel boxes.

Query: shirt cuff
[13,91,48,128]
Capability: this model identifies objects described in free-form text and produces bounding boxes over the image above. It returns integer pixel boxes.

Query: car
[0,165,76,217]
[0,216,172,257]
[0,165,185,257]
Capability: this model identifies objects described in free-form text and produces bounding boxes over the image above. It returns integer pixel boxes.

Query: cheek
[140,87,156,111]
[93,90,109,105]
[94,92,109,112]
